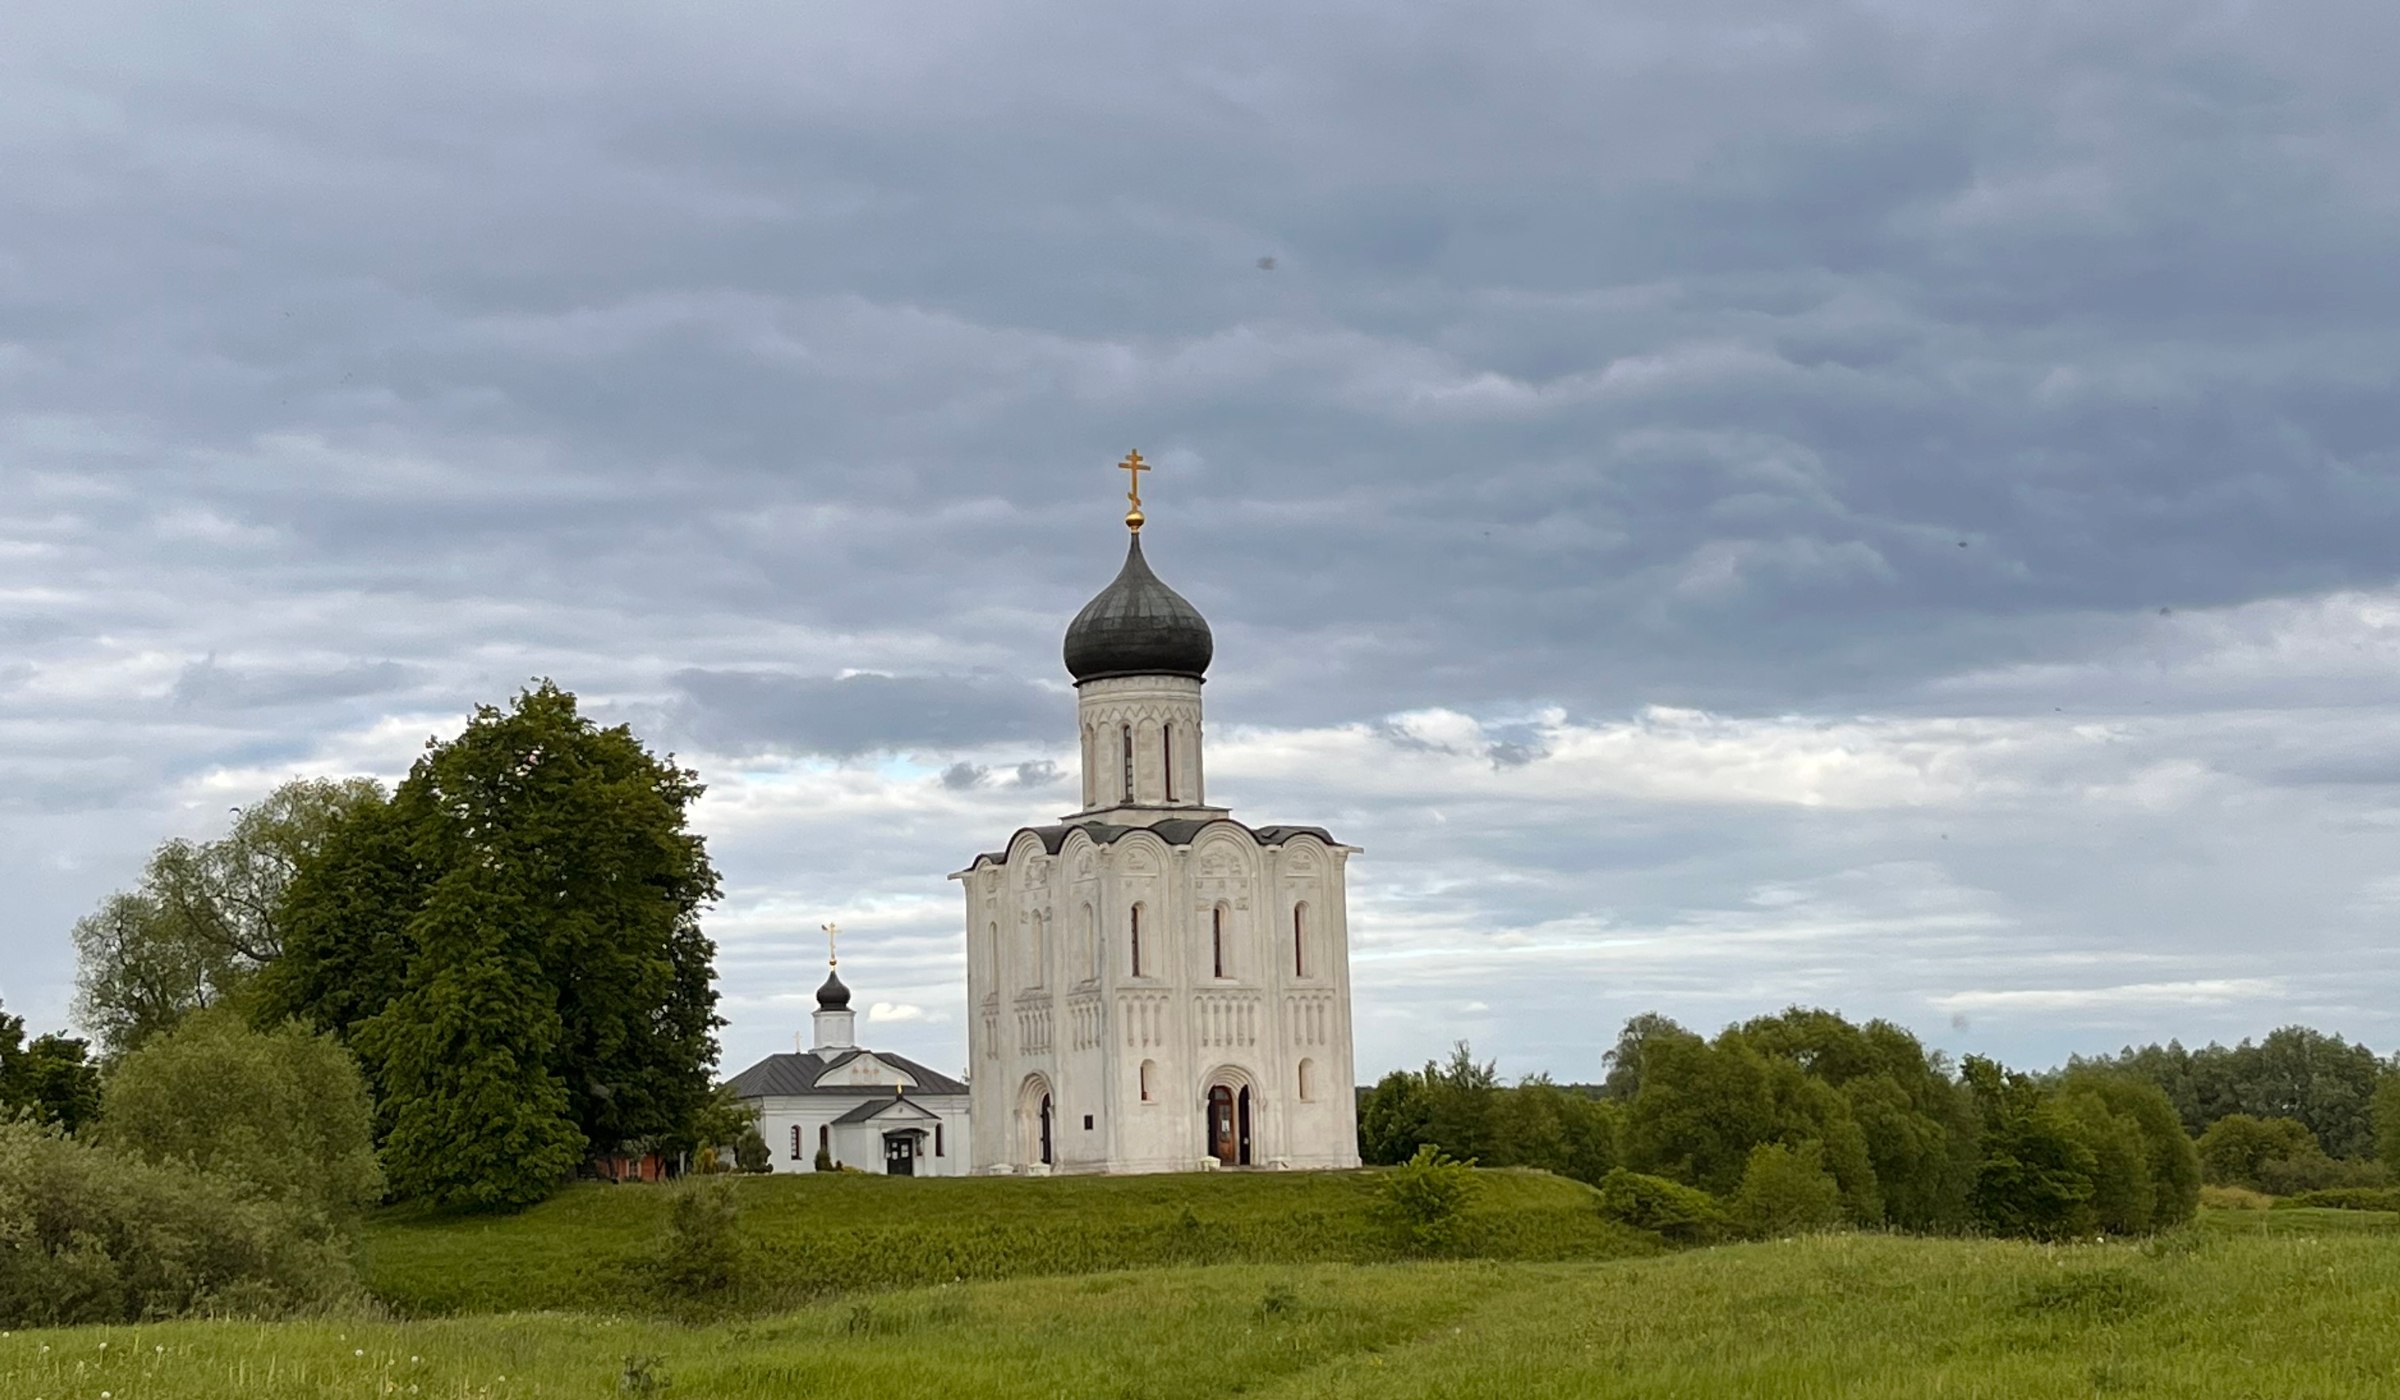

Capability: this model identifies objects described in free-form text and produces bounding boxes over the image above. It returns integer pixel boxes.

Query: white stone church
[730,463,1362,1175]
[954,473,1362,1174]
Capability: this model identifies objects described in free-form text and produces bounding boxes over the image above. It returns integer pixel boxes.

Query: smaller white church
[724,961,971,1176]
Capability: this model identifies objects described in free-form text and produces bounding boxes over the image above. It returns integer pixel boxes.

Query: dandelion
[356,1349,366,1357]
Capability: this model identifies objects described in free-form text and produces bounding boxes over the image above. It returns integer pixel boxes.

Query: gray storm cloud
[4,0,2398,1079]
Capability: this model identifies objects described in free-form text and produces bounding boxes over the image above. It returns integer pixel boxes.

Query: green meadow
[9,1174,2398,1399]
[360,1168,1651,1315]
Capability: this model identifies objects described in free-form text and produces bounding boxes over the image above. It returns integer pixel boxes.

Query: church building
[955,455,1362,1174]
[724,956,972,1175]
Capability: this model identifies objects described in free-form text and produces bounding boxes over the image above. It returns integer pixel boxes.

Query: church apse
[953,454,1361,1176]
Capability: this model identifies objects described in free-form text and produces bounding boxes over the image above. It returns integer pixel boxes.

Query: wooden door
[1208,1085,1237,1165]
[883,1134,916,1176]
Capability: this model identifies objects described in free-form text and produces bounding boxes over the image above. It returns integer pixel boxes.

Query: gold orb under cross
[1119,449,1149,532]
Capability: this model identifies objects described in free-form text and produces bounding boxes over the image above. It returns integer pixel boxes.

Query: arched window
[1121,723,1134,802]
[1081,902,1098,982]
[1139,1060,1156,1102]
[1298,1058,1316,1101]
[817,1123,831,1166]
[1130,903,1145,978]
[790,1124,802,1160]
[1212,905,1227,978]
[1163,724,1175,802]
[1293,903,1308,978]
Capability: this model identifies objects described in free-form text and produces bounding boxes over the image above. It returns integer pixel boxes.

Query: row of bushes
[0,1010,383,1326]
[1363,1010,2204,1241]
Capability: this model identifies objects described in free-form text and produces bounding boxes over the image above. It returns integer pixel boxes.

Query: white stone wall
[750,1094,971,1176]
[1073,675,1210,815]
[960,821,1361,1175]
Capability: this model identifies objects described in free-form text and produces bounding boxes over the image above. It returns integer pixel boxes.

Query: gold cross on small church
[1119,449,1148,532]
[822,921,839,968]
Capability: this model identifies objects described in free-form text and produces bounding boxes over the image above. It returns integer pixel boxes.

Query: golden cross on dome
[1118,449,1149,532]
[821,921,839,967]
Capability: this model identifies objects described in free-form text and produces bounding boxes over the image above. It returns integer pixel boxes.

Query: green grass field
[11,1177,2398,1398]
[362,1167,1653,1315]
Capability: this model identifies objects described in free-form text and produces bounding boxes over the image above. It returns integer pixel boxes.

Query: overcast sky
[6,0,2398,1084]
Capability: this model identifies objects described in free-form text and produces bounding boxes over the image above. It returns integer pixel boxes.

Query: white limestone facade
[955,524,1362,1174]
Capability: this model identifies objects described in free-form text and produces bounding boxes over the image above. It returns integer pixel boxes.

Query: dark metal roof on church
[1061,534,1214,682]
[966,816,1340,870]
[723,1048,968,1099]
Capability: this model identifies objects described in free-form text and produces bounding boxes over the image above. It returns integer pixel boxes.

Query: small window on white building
[1140,1059,1156,1102]
[1298,1058,1317,1102]
[790,1124,802,1160]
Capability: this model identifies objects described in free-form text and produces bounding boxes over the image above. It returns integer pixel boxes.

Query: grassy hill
[13,1211,2400,1398]
[362,1167,1653,1315]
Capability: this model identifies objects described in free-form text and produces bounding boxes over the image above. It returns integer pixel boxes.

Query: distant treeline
[1361,1011,2400,1241]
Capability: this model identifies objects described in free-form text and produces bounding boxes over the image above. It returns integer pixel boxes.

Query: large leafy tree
[2074,1026,2388,1159]
[266,682,723,1206]
[0,1001,102,1133]
[69,778,385,1056]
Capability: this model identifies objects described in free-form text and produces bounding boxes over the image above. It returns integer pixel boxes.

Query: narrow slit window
[1130,904,1144,978]
[1212,906,1226,978]
[1164,725,1175,802]
[790,1125,802,1160]
[1121,723,1134,802]
[1293,904,1307,978]
[935,1123,945,1157]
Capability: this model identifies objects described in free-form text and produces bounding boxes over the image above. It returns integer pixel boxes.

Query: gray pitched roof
[723,1048,968,1100]
[830,1096,941,1125]
[966,816,1340,871]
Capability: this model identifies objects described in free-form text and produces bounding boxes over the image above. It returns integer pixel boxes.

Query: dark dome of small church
[816,967,851,1011]
[1062,535,1214,683]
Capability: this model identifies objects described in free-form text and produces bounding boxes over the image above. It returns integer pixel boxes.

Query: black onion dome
[1062,535,1214,683]
[815,967,851,1011]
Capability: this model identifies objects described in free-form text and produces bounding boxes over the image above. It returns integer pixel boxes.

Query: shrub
[814,1145,835,1173]
[1733,1141,1844,1238]
[1594,1169,1728,1245]
[1374,1145,1480,1254]
[0,1120,357,1325]
[734,1126,771,1174]
[2198,1184,2274,1211]
[2196,1114,2321,1191]
[2274,1187,2400,1212]
[2056,1071,2201,1232]
[95,1009,382,1232]
[2255,1152,2388,1196]
[652,1177,746,1298]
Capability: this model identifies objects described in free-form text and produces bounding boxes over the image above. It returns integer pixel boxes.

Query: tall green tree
[1963,1056,2098,1240]
[2374,1074,2400,1180]
[70,778,386,1057]
[267,682,723,1204]
[0,1001,103,1133]
[2075,1026,2387,1159]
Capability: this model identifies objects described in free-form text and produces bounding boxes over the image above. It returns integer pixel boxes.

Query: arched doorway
[1204,1083,1252,1166]
[1018,1074,1056,1169]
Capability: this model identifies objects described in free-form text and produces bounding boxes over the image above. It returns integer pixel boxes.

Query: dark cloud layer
[5,1,2399,1077]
